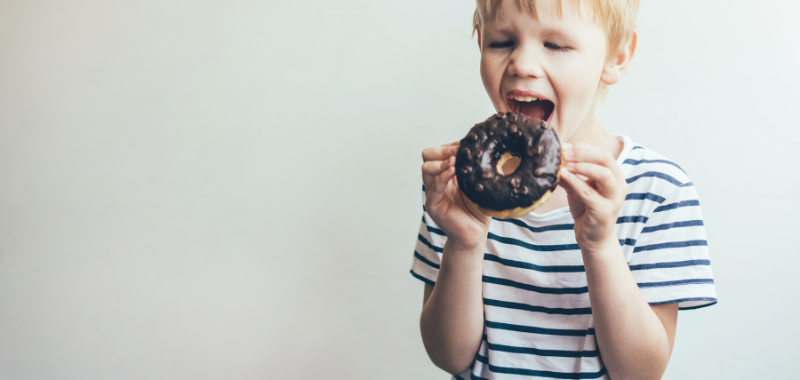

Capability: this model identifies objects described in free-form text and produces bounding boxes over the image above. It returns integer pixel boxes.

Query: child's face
[479,1,609,140]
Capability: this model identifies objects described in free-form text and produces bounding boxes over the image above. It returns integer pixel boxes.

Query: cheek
[480,56,504,102]
[553,54,604,103]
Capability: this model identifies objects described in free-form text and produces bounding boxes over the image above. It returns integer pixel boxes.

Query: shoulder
[620,139,694,193]
[617,137,701,216]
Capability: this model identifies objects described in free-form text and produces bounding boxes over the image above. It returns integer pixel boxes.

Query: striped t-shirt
[410,135,717,380]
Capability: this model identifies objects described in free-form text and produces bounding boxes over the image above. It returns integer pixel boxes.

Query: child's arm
[559,142,677,380]
[418,142,491,375]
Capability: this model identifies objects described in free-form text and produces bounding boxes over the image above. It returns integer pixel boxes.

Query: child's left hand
[558,142,627,254]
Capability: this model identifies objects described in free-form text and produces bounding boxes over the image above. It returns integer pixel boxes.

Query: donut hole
[497,152,521,176]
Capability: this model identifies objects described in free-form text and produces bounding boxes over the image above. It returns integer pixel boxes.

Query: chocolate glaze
[455,112,562,212]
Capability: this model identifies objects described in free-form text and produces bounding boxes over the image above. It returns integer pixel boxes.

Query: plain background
[1,0,798,379]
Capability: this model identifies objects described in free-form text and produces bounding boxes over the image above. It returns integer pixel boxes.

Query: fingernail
[565,162,575,169]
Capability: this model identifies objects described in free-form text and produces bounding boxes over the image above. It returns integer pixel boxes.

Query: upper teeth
[512,95,538,102]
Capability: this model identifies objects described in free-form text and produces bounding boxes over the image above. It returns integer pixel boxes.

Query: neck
[566,92,623,159]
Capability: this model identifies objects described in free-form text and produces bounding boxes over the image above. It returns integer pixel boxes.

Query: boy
[410,1,717,379]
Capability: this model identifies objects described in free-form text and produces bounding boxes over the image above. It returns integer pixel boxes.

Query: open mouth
[507,95,555,122]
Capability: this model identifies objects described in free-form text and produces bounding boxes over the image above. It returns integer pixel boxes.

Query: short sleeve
[410,186,446,286]
[629,184,717,310]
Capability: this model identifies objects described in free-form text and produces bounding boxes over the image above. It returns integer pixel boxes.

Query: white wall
[0,0,797,379]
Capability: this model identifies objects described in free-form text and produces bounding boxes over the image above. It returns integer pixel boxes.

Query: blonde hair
[472,0,639,60]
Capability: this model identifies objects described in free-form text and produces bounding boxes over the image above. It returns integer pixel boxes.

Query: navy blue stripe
[486,320,595,336]
[641,220,704,233]
[462,375,487,380]
[414,251,440,270]
[679,301,718,311]
[417,234,443,253]
[494,218,574,233]
[487,341,599,358]
[626,192,666,203]
[617,215,648,224]
[488,232,580,252]
[637,278,714,288]
[633,239,707,253]
[421,238,587,272]
[680,181,694,187]
[622,158,686,173]
[628,259,711,271]
[494,216,647,234]
[427,216,652,240]
[421,184,425,191]
[620,238,637,247]
[650,297,718,307]
[409,269,435,285]
[485,253,585,273]
[632,146,645,150]
[653,199,699,212]
[483,276,588,294]
[475,354,607,379]
[426,224,446,236]
[484,298,592,315]
[421,215,446,236]
[626,171,687,186]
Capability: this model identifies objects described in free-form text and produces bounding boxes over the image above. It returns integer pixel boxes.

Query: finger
[557,168,586,219]
[426,165,456,208]
[565,162,619,199]
[559,167,602,205]
[422,157,454,176]
[422,143,459,162]
[558,166,593,193]
[557,169,576,195]
[438,165,457,190]
[562,142,624,181]
[422,156,455,184]
[432,165,456,195]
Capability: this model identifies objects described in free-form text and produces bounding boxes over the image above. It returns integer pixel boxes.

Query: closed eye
[544,42,568,51]
[489,40,514,49]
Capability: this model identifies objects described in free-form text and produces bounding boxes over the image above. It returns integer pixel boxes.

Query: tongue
[519,100,554,121]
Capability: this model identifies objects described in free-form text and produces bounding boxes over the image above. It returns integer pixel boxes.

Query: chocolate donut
[455,112,563,218]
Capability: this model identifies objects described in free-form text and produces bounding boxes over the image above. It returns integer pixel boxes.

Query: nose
[507,45,545,78]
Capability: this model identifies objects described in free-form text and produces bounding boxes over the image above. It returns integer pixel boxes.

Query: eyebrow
[484,24,577,43]
[483,25,516,36]
[539,27,575,41]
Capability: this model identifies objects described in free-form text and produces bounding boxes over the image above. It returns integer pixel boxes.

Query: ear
[600,32,637,85]
[476,28,482,52]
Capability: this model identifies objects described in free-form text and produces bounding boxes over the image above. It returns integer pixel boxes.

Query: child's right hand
[422,141,492,252]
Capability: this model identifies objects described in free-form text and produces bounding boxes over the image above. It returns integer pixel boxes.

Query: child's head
[472,0,639,140]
